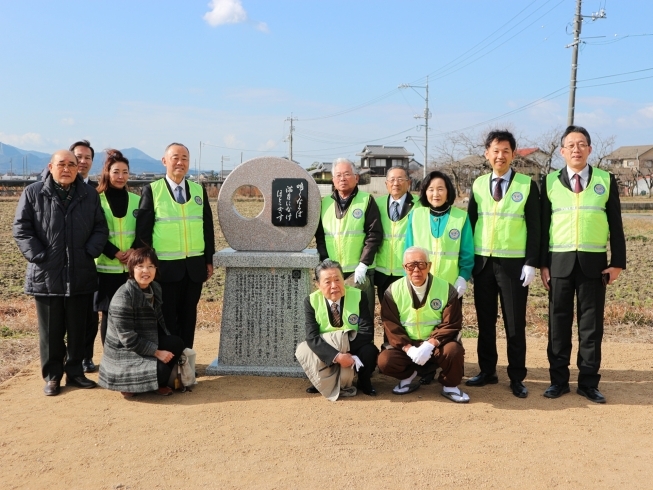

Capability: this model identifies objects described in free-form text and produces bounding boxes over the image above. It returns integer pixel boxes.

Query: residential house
[357,145,414,176]
[605,145,653,170]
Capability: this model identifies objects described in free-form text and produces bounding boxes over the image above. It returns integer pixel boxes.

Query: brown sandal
[155,386,173,396]
[121,392,137,398]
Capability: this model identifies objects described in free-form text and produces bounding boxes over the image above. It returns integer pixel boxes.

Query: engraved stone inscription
[272,178,308,227]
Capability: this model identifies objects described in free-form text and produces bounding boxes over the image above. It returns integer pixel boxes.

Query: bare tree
[588,133,616,169]
[524,127,564,176]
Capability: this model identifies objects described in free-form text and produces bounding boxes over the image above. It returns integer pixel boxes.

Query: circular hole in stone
[232,185,265,219]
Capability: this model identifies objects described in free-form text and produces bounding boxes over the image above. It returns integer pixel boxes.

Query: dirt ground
[2,331,652,490]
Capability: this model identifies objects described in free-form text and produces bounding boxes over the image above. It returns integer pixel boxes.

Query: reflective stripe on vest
[309,286,361,334]
[321,192,370,272]
[410,206,467,284]
[95,191,140,273]
[373,195,421,275]
[472,172,530,258]
[547,168,610,253]
[390,276,449,341]
[151,179,205,260]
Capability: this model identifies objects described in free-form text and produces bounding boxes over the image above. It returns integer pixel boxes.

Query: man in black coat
[540,125,626,403]
[134,143,215,349]
[466,130,540,398]
[13,150,109,396]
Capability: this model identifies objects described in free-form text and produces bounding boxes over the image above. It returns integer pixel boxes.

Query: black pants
[349,336,379,388]
[156,334,186,387]
[160,272,203,349]
[548,260,606,388]
[473,257,528,382]
[343,269,376,318]
[35,294,92,381]
[83,298,99,360]
[373,271,402,304]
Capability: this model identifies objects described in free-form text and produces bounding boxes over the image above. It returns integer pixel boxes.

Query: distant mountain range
[0,142,163,176]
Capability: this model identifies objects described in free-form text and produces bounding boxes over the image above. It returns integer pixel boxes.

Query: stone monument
[206,156,321,377]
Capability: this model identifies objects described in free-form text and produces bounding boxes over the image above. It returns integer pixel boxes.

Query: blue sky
[1,0,652,171]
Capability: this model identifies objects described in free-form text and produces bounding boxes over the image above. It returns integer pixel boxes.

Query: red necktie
[573,174,582,193]
[330,302,342,328]
[492,178,503,202]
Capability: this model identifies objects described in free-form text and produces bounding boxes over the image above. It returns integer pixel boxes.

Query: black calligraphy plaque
[271,178,308,227]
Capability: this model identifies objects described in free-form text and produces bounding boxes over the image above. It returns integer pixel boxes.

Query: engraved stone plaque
[272,178,308,227]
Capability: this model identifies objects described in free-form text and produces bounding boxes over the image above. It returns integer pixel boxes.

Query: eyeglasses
[563,143,589,151]
[54,163,78,170]
[386,178,407,183]
[134,265,157,271]
[403,261,429,271]
[333,173,354,180]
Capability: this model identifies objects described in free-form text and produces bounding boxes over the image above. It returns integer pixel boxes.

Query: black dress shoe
[543,383,570,399]
[577,385,606,404]
[510,380,528,398]
[306,385,319,394]
[43,380,61,396]
[82,359,97,373]
[65,375,97,389]
[358,383,377,397]
[466,372,499,387]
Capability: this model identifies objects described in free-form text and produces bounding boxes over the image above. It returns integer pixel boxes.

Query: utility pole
[285,113,297,162]
[566,0,606,126]
[399,76,430,179]
[198,141,202,183]
[221,155,230,183]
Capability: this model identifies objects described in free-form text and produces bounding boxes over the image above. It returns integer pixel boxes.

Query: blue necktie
[391,201,400,222]
[175,185,185,204]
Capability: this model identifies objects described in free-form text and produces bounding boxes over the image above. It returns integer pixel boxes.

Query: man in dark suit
[466,130,540,398]
[70,140,100,373]
[540,125,626,403]
[373,165,420,304]
[135,143,215,349]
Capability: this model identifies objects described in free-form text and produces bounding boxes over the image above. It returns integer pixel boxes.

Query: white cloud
[0,132,46,148]
[203,0,248,27]
[61,118,75,126]
[259,139,277,151]
[256,22,269,33]
[224,133,245,148]
[637,105,653,119]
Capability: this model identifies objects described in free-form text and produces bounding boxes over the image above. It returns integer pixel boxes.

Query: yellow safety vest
[547,168,610,253]
[373,195,421,276]
[151,179,205,260]
[95,192,139,273]
[309,286,361,334]
[410,206,467,284]
[390,276,449,341]
[473,172,531,258]
[321,192,370,272]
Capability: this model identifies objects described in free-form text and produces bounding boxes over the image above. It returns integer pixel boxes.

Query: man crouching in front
[378,246,469,403]
[295,259,379,401]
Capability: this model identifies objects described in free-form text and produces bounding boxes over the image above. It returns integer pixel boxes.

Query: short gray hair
[332,158,358,175]
[386,165,409,179]
[403,246,430,264]
[314,259,344,282]
[165,142,189,154]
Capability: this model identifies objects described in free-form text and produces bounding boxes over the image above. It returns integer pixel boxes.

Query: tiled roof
[605,145,653,160]
[357,145,414,157]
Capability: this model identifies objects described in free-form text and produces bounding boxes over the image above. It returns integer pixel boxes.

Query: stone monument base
[206,248,319,378]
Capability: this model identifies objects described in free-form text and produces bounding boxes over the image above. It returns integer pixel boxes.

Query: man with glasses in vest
[378,247,468,402]
[295,259,379,400]
[373,166,420,304]
[135,143,215,349]
[540,126,626,403]
[466,130,540,398]
[315,158,383,317]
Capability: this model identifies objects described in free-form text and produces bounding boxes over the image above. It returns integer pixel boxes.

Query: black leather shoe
[543,384,570,399]
[358,383,377,397]
[577,385,606,404]
[65,375,97,389]
[466,372,499,387]
[510,380,528,398]
[43,380,60,396]
[306,385,319,394]
[82,359,97,373]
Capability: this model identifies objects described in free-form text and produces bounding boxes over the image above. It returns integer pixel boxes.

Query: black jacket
[13,173,109,296]
[540,167,626,278]
[134,178,215,283]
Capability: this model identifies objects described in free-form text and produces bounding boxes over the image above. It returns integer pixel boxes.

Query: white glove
[406,346,420,364]
[351,355,364,372]
[354,262,368,285]
[520,265,536,287]
[415,341,435,365]
[454,276,467,298]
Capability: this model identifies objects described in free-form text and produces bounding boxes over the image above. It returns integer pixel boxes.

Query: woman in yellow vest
[405,171,474,297]
[94,149,140,344]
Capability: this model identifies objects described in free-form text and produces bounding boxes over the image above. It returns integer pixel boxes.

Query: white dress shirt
[166,175,187,202]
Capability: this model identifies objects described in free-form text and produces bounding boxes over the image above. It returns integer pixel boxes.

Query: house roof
[515,148,539,157]
[356,145,414,158]
[605,145,653,160]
